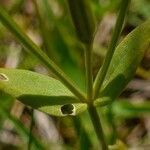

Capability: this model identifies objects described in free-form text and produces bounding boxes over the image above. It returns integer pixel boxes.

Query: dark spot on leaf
[61,104,74,115]
[0,73,8,81]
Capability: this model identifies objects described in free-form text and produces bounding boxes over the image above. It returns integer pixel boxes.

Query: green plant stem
[0,5,86,102]
[93,0,130,98]
[88,105,108,150]
[31,0,55,59]
[28,109,34,150]
[73,116,92,149]
[85,44,93,101]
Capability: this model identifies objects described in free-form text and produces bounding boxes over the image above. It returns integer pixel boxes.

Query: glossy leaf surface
[0,68,87,116]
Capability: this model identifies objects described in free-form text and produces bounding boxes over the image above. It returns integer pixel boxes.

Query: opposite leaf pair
[0,20,150,116]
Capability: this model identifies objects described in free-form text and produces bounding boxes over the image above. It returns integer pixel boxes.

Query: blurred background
[0,0,150,149]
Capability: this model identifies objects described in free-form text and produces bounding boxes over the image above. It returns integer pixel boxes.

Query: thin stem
[88,105,108,150]
[93,0,130,98]
[0,5,86,102]
[73,116,92,149]
[85,44,93,101]
[107,105,117,145]
[28,109,34,150]
[32,0,55,59]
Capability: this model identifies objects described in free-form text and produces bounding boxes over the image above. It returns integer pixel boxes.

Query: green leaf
[67,0,96,44]
[0,68,87,116]
[112,100,150,117]
[95,20,150,106]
